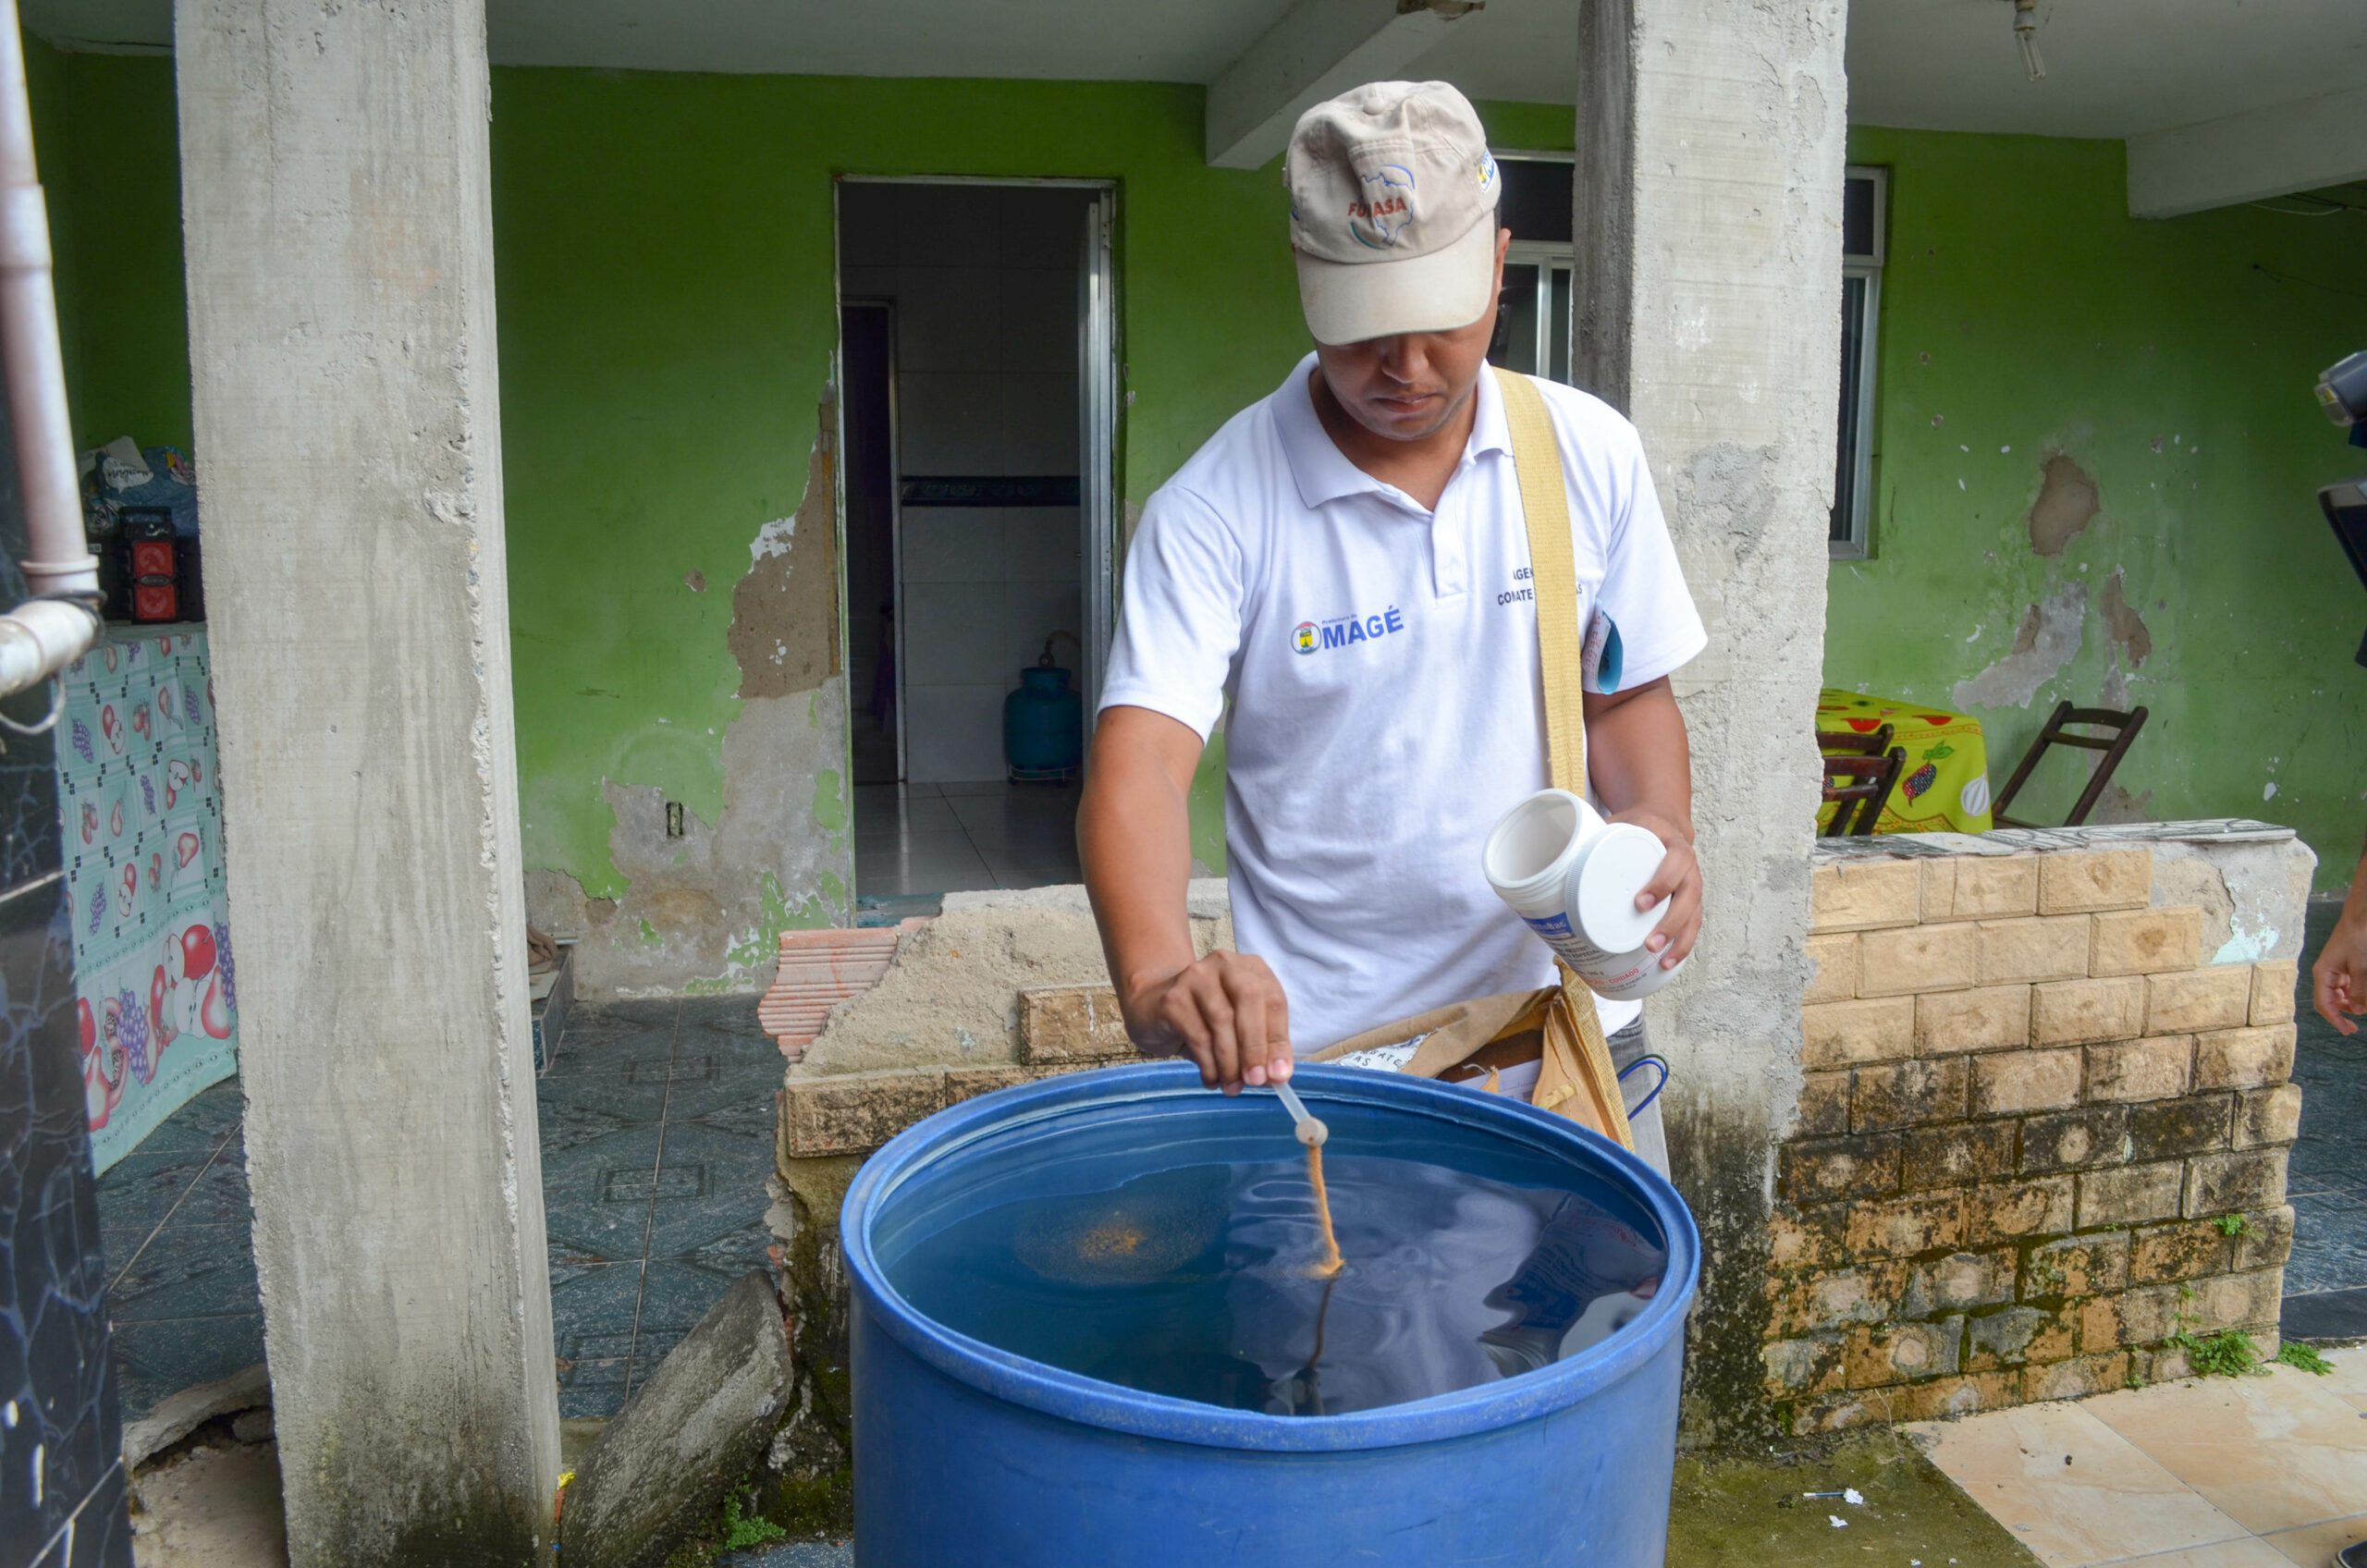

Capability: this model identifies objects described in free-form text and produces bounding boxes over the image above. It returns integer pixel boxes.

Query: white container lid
[1569,823,1671,956]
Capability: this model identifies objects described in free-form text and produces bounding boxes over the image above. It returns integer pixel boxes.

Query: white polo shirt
[1101,356,1706,1054]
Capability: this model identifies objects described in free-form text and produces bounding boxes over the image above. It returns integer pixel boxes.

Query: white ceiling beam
[2127,82,2367,219]
[1205,0,1483,171]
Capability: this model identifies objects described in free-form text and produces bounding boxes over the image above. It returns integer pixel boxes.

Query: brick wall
[1769,846,2300,1431]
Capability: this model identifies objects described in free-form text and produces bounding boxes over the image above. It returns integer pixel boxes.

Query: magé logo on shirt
[1291,606,1407,655]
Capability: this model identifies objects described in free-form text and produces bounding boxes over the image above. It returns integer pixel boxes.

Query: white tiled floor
[853,779,1082,897]
[1912,1352,2367,1567]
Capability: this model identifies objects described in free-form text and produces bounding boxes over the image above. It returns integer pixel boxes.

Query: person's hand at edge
[1122,949,1294,1095]
[1613,809,1701,970]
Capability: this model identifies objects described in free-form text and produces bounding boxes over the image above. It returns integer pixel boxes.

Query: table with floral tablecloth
[59,626,238,1170]
[1815,687,1994,835]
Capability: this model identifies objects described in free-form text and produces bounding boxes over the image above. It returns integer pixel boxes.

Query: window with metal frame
[1833,165,1887,559]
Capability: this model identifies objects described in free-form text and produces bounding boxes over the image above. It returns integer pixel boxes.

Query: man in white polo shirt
[1079,80,1705,1170]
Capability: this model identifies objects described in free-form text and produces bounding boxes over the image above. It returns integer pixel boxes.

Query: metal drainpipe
[0,0,102,706]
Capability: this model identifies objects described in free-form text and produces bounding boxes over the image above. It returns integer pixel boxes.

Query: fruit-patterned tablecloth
[1815,687,1994,835]
[60,626,238,1171]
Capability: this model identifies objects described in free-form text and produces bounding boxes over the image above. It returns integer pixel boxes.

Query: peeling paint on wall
[731,406,842,701]
[2026,451,2100,557]
[1952,582,2087,711]
[2099,568,2152,668]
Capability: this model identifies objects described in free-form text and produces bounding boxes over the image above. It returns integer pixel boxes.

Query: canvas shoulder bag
[1309,368,1634,1149]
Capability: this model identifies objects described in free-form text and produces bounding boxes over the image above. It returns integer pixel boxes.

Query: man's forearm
[1078,723,1200,1015]
[1583,678,1694,837]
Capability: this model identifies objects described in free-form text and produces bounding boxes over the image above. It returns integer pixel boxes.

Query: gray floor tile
[663,1061,784,1124]
[558,1356,632,1420]
[549,1260,644,1366]
[108,1223,259,1322]
[110,1314,264,1423]
[641,1123,775,1260]
[93,1145,217,1241]
[542,1124,664,1263]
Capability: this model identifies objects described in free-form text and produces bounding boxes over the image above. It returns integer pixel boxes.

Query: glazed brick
[2084,1036,2192,1103]
[1969,1049,2083,1116]
[1857,923,1981,998]
[1901,1249,2019,1317]
[1844,1317,1965,1388]
[2235,1206,2296,1270]
[1902,1121,2020,1189]
[1802,997,1916,1070]
[2090,907,2202,977]
[2234,1084,2302,1149]
[783,1068,950,1158]
[2037,849,2152,914]
[1915,986,2033,1056]
[2124,1094,2235,1163]
[2025,1352,2131,1403]
[2146,967,2252,1035]
[2018,1106,2131,1175]
[2075,1162,2185,1228]
[1811,859,1922,933]
[2021,1231,2130,1301]
[2031,977,2147,1047]
[2183,1148,2288,1219]
[1797,1071,1852,1138]
[1017,986,1136,1064]
[1804,934,1859,1005]
[1965,1304,2076,1370]
[2194,1024,2297,1090]
[2250,961,2300,1026]
[1921,856,2041,922]
[1964,1177,2077,1246]
[1852,1058,1970,1133]
[1770,1205,1850,1270]
[1762,1335,1848,1398]
[1846,1191,1968,1258]
[1977,916,2091,986]
[1779,1134,1903,1202]
[2127,1219,2237,1285]
[1770,1261,1909,1334]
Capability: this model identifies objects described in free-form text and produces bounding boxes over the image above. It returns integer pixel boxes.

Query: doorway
[835,178,1116,906]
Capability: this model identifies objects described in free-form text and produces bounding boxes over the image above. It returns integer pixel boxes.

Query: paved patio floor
[1913,1349,2367,1567]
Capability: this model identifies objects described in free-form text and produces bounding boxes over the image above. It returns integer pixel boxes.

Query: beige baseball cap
[1284,80,1502,346]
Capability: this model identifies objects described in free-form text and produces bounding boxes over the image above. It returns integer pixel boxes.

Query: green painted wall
[488,72,1559,898]
[31,49,2361,927]
[1834,129,2367,889]
[29,49,192,454]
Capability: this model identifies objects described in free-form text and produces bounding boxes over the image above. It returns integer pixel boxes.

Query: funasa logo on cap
[1346,165,1415,250]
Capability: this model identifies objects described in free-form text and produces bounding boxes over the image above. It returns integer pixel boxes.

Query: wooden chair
[1992,701,2150,829]
[1817,722,1895,758]
[1821,746,1907,837]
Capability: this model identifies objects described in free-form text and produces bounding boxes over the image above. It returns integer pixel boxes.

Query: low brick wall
[1768,841,2303,1432]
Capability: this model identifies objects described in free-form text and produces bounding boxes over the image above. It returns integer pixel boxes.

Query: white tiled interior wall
[840,181,1087,784]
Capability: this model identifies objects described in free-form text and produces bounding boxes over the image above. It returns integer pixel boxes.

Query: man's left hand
[1613,810,1701,970]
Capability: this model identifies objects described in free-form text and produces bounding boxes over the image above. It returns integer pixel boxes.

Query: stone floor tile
[2084,1366,2367,1536]
[107,1223,258,1323]
[1911,1402,2252,1567]
[2095,1541,2310,1568]
[2262,1513,2367,1566]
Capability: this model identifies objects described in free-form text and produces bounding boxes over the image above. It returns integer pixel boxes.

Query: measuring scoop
[1271,1081,1328,1147]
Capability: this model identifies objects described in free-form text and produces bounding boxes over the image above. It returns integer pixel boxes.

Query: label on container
[1523,912,1625,973]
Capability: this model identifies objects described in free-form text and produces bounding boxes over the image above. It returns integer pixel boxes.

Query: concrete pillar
[1573,0,1849,1440]
[175,2,559,1561]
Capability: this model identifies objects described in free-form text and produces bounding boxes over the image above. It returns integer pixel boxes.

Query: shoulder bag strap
[1492,367,1634,1148]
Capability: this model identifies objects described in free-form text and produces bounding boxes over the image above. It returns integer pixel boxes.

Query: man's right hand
[2313,902,2367,1036]
[1122,949,1294,1096]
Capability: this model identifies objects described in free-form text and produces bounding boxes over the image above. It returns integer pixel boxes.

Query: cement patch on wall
[796,881,1233,1074]
[535,684,856,996]
[1953,581,2088,712]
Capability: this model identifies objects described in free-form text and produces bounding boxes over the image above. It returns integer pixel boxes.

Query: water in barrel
[880,1132,1667,1417]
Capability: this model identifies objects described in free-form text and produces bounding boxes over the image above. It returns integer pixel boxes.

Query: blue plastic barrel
[841,1062,1700,1566]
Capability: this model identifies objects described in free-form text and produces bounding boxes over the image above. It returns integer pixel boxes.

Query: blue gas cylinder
[1003,665,1083,778]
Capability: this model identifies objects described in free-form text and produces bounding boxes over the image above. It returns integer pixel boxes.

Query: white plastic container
[1481,788,1685,1002]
